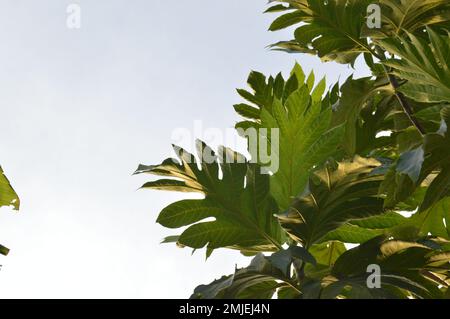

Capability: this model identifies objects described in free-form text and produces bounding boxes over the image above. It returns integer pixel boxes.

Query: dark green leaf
[135,141,285,254]
[278,156,386,247]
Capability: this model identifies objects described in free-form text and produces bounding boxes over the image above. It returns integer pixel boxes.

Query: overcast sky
[0,1,368,298]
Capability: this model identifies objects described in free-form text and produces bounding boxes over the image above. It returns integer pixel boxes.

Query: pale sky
[0,0,368,298]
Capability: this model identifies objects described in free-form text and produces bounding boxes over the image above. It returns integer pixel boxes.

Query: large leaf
[268,0,373,64]
[380,28,450,103]
[0,166,19,256]
[381,106,450,210]
[362,0,450,39]
[190,250,311,299]
[417,107,450,213]
[379,151,425,208]
[211,238,450,299]
[303,241,347,282]
[412,107,450,211]
[277,156,386,247]
[309,241,346,268]
[135,141,285,254]
[235,63,344,210]
[267,1,450,65]
[323,236,450,298]
[404,197,450,239]
[332,76,394,155]
[322,212,407,244]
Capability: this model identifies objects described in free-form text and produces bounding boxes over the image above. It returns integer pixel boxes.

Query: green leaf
[160,235,180,244]
[0,166,19,256]
[0,166,19,210]
[327,236,450,298]
[135,141,285,254]
[422,167,450,212]
[268,0,373,64]
[0,244,10,256]
[416,104,447,124]
[268,1,450,65]
[268,246,316,277]
[380,28,450,103]
[277,285,301,299]
[278,156,386,247]
[269,10,306,31]
[264,4,292,14]
[235,281,280,299]
[362,0,450,39]
[233,103,260,120]
[401,197,450,239]
[322,212,407,244]
[323,224,385,244]
[190,275,234,299]
[417,106,450,211]
[332,76,394,155]
[333,77,374,155]
[381,106,450,209]
[234,63,345,210]
[191,253,298,299]
[308,241,346,269]
[397,147,425,183]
